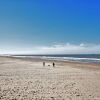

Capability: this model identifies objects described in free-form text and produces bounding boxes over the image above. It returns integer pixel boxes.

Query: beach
[0,56,100,100]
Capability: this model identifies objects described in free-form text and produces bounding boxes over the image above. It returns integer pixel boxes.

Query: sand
[0,56,100,100]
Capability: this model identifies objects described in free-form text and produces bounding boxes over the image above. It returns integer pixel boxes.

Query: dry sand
[0,56,100,100]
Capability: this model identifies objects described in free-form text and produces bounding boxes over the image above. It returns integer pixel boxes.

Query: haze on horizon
[0,0,100,54]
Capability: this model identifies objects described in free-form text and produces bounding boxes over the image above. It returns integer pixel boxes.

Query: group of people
[43,62,55,67]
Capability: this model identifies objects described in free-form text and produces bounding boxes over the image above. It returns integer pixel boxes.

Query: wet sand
[0,56,100,100]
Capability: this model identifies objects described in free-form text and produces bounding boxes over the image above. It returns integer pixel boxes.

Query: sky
[0,0,100,54]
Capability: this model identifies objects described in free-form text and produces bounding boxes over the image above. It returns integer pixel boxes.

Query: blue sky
[0,0,100,54]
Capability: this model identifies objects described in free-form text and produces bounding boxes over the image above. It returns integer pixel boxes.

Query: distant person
[53,62,55,67]
[43,62,45,66]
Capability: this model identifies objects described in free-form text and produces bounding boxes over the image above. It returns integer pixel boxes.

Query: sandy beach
[0,56,100,100]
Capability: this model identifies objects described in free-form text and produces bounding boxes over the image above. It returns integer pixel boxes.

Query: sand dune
[0,57,100,100]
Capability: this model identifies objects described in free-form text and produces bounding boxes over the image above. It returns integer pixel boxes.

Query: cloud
[0,43,100,54]
[32,43,100,54]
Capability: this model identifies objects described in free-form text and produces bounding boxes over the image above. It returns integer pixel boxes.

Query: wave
[42,56,100,62]
[12,55,100,64]
[40,56,100,64]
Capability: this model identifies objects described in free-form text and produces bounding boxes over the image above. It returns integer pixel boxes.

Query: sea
[13,54,100,64]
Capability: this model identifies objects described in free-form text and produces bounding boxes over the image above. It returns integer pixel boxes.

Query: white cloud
[32,43,100,54]
[0,43,100,54]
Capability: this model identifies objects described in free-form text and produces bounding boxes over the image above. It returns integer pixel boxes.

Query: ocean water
[13,54,100,64]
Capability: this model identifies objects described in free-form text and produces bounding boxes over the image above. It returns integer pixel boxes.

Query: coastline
[0,56,100,100]
[2,55,100,70]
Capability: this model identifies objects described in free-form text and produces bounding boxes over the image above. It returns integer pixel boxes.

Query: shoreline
[1,56,100,70]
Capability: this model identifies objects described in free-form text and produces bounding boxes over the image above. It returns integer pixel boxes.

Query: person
[43,62,45,66]
[53,62,55,67]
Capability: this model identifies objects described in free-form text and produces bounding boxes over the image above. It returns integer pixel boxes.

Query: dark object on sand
[53,62,55,67]
[48,65,50,66]
[43,62,45,66]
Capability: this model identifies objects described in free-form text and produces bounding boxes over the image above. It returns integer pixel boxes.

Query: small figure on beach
[43,62,45,66]
[53,62,55,67]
